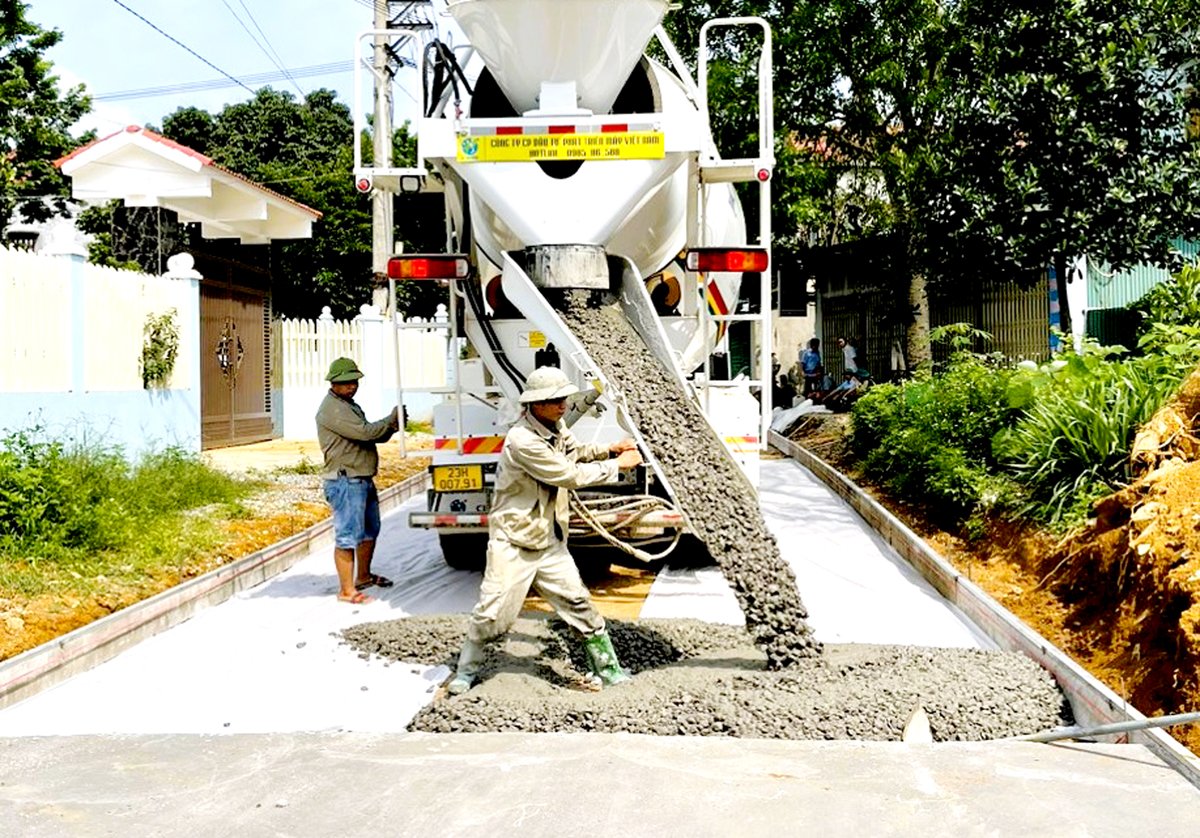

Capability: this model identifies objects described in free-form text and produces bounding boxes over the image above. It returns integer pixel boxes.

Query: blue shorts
[323,476,381,549]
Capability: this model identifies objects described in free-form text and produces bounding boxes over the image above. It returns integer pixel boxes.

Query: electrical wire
[94,62,353,102]
[220,0,305,98]
[108,0,256,97]
[236,0,298,85]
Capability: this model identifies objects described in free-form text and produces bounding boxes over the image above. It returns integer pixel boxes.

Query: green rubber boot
[583,630,631,687]
[447,639,485,695]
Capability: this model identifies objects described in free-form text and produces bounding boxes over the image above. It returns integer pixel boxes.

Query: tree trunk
[906,270,932,370]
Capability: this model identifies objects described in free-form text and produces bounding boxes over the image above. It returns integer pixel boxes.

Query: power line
[238,0,300,87]
[225,0,305,98]
[94,62,353,102]
[108,0,256,97]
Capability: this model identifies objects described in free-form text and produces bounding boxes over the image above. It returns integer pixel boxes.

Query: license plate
[432,464,484,493]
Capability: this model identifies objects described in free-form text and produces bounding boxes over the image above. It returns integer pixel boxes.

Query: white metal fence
[271,304,451,437]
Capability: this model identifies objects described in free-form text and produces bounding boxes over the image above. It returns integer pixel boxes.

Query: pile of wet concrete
[558,291,818,668]
[340,616,1072,740]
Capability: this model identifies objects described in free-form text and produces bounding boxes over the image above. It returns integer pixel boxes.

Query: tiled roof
[55,125,321,219]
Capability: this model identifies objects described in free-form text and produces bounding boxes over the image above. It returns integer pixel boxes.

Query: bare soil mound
[1045,369,1200,753]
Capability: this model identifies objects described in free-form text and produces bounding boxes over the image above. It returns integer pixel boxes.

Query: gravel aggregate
[559,291,819,667]
[335,298,1072,742]
[340,616,1072,740]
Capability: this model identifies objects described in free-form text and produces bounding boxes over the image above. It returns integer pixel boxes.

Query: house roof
[55,126,321,244]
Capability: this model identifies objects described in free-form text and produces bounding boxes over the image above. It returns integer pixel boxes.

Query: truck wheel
[572,548,613,582]
[438,533,488,572]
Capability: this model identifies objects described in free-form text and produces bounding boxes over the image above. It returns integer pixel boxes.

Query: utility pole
[371,0,394,312]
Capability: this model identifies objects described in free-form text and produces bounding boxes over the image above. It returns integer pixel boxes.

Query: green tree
[925,0,1200,332]
[0,1,90,237]
[669,1,1200,365]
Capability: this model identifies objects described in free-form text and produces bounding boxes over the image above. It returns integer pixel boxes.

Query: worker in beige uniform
[316,357,401,605]
[447,366,643,694]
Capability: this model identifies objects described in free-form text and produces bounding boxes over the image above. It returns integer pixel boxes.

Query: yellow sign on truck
[457,131,665,163]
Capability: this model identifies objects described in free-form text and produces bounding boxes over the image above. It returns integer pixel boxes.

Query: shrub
[851,334,1022,526]
[994,348,1185,524]
[141,309,180,388]
[1130,262,1200,345]
[0,429,252,565]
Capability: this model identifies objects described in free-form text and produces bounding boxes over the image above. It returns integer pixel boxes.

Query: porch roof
[55,126,321,245]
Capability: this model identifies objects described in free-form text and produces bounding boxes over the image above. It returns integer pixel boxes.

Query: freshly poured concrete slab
[2,733,1196,837]
[642,458,992,648]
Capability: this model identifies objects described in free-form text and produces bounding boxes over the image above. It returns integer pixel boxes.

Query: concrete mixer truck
[353,0,776,569]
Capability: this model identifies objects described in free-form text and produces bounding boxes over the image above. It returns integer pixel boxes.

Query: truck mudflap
[409,509,686,538]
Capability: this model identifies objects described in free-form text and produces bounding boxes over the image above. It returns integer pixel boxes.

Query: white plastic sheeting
[0,457,990,736]
[0,502,472,736]
[640,459,993,649]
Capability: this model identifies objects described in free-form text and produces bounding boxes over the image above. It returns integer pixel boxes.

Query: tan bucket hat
[518,366,580,404]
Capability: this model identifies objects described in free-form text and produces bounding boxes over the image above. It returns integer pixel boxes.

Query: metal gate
[198,256,273,449]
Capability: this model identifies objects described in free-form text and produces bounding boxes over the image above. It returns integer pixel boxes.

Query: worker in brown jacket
[447,366,642,694]
[315,357,400,604]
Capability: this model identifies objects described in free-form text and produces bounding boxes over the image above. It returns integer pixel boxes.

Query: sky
[30,0,425,138]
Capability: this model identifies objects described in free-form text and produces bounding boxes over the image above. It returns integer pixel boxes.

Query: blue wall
[0,389,201,457]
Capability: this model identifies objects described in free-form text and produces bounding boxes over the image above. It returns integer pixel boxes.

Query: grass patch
[0,430,258,593]
[272,457,322,476]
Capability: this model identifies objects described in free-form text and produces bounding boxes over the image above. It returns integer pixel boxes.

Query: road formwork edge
[0,472,431,711]
[770,430,1200,790]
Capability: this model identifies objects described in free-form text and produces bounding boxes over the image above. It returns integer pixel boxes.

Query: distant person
[821,369,863,413]
[800,338,823,396]
[315,357,401,605]
[890,339,908,382]
[773,373,795,411]
[447,366,643,695]
[837,336,859,373]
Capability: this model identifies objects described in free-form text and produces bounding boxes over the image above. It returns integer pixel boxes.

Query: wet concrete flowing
[558,291,819,667]
[341,616,1072,740]
[332,290,1071,740]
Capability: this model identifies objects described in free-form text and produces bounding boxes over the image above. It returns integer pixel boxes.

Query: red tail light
[386,255,471,280]
[685,248,769,273]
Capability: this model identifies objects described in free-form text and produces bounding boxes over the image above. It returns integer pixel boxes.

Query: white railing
[272,303,451,437]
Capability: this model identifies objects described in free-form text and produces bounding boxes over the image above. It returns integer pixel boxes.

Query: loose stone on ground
[340,616,1072,741]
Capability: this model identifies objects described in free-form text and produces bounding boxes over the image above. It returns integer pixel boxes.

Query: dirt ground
[788,412,1200,755]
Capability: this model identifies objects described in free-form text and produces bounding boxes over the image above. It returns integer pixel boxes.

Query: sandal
[354,574,395,591]
[337,591,375,605]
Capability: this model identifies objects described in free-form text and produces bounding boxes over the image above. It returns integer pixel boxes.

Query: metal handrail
[695,17,774,451]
